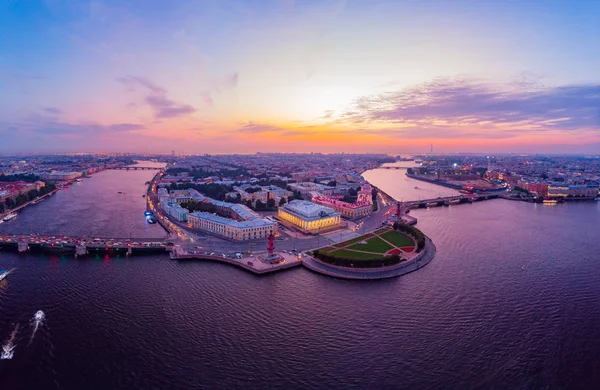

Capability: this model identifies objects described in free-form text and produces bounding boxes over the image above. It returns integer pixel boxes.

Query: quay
[169,245,303,275]
[0,188,59,221]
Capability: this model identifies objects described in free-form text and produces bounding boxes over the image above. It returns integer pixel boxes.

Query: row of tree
[0,174,41,183]
[2,182,57,212]
[392,222,425,252]
[313,250,403,268]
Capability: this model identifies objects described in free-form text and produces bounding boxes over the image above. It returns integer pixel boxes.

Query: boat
[0,269,11,282]
[543,199,558,205]
[76,178,83,182]
[34,310,45,321]
[117,191,123,194]
[142,194,146,198]
[414,186,419,189]
[1,324,19,360]
[2,213,17,222]
[147,217,157,224]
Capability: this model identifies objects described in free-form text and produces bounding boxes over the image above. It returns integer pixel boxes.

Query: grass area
[319,246,338,254]
[347,236,393,254]
[333,233,374,248]
[329,249,384,260]
[375,227,391,235]
[380,231,414,248]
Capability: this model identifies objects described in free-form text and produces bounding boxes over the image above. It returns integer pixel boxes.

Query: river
[1,164,599,389]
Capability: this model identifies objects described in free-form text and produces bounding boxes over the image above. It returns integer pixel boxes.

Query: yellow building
[277,200,341,232]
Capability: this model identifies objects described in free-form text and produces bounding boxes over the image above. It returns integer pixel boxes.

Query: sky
[1,0,599,155]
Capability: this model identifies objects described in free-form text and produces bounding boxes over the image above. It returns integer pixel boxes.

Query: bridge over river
[0,234,169,256]
[401,193,500,209]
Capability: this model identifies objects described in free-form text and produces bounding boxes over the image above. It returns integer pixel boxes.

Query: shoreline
[302,236,436,280]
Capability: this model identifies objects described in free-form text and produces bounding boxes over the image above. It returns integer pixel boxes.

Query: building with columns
[277,200,341,232]
[187,212,277,241]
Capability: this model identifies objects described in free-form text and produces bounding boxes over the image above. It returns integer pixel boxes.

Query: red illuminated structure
[268,233,275,254]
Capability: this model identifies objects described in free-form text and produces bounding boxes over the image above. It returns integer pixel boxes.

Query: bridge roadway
[110,166,162,170]
[0,234,169,255]
[401,193,499,208]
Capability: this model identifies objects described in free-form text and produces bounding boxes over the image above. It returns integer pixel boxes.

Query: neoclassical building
[277,200,341,232]
[187,212,277,241]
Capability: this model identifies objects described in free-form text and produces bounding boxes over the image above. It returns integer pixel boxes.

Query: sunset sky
[1,0,599,154]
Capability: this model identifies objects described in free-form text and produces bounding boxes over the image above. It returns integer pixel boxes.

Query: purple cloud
[238,122,283,133]
[201,91,215,107]
[145,95,196,119]
[342,77,600,136]
[43,107,63,114]
[117,75,196,119]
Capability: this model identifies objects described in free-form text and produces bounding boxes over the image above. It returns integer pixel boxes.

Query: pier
[169,245,302,275]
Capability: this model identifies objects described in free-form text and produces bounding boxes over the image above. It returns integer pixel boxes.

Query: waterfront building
[288,182,335,199]
[187,212,277,240]
[277,200,341,232]
[42,171,82,181]
[209,200,260,221]
[548,184,599,198]
[161,202,189,221]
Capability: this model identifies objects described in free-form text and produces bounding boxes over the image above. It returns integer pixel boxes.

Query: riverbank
[0,188,59,221]
[303,236,436,280]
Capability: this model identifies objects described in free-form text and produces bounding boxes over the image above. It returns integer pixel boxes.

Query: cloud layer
[340,78,600,139]
[118,76,196,119]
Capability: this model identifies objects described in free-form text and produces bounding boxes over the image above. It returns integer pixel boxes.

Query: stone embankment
[302,237,436,280]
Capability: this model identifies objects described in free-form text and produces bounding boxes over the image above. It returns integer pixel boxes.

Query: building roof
[188,212,276,229]
[282,200,340,220]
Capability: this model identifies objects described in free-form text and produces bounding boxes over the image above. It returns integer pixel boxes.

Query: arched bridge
[0,234,171,256]
[400,193,500,209]
[110,166,162,170]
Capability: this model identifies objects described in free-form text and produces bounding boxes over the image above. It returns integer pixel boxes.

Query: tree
[267,198,276,209]
[327,180,336,187]
[27,189,39,201]
[5,198,15,210]
[255,200,266,210]
[0,203,4,213]
[288,196,295,203]
[348,188,357,197]
[279,197,287,206]
[342,195,353,203]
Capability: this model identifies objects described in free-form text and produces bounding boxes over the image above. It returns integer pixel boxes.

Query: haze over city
[1,0,599,155]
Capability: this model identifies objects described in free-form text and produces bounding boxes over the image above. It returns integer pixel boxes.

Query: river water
[1,164,600,389]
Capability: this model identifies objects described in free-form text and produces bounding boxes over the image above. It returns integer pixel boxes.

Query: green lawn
[330,249,384,260]
[333,233,374,247]
[380,231,414,248]
[375,227,391,235]
[347,236,393,254]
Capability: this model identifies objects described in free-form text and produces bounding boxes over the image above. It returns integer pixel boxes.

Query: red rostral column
[268,233,275,254]
[396,201,402,218]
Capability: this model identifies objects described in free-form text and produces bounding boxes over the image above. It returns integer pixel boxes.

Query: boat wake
[1,324,19,360]
[29,311,45,345]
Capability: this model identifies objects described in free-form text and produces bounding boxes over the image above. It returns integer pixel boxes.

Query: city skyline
[1,0,600,154]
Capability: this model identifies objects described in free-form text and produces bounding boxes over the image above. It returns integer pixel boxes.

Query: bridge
[110,166,162,170]
[400,193,500,209]
[0,234,170,256]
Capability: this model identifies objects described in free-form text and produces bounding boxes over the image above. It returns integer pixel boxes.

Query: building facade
[187,212,278,241]
[161,202,189,221]
[277,200,341,232]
